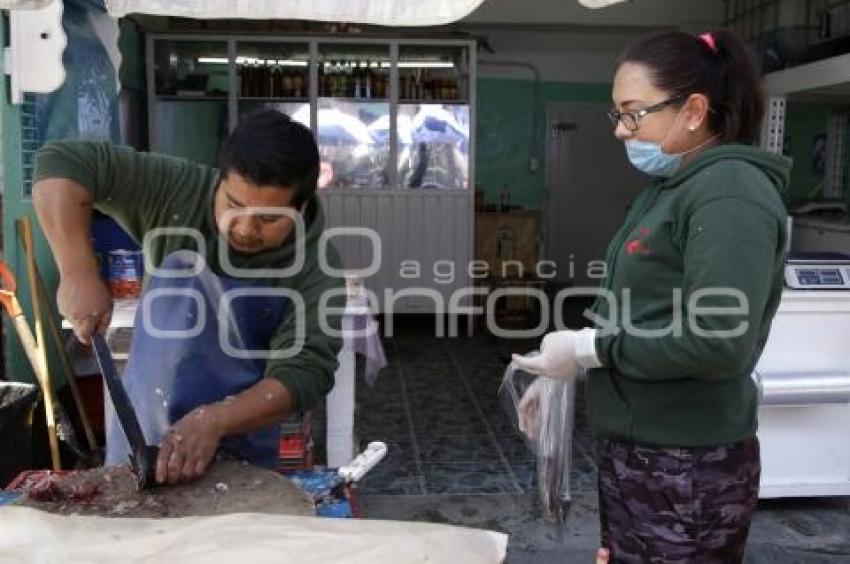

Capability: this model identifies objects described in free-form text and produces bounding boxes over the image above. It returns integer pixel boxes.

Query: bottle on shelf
[332,61,343,97]
[246,62,256,97]
[354,63,362,99]
[333,62,342,97]
[333,61,342,97]
[240,62,251,97]
[373,71,385,99]
[438,79,448,101]
[417,78,425,101]
[407,74,418,100]
[500,186,511,212]
[252,63,261,97]
[269,63,280,98]
[249,61,259,98]
[325,61,334,97]
[475,188,485,212]
[347,61,356,98]
[258,61,269,98]
[282,68,294,98]
[293,72,304,98]
[364,63,372,99]
[320,64,330,97]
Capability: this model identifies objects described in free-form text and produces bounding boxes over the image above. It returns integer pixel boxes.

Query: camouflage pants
[597,436,760,564]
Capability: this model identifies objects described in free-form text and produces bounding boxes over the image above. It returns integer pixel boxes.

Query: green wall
[474,83,850,209]
[785,102,831,203]
[119,19,145,93]
[475,78,611,210]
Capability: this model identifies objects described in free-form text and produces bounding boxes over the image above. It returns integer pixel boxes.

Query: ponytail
[619,29,765,144]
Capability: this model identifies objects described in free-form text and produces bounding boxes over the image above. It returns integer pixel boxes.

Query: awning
[103,0,486,26]
[2,0,486,105]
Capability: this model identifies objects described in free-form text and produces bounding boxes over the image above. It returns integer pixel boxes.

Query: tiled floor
[356,330,598,499]
[354,319,850,563]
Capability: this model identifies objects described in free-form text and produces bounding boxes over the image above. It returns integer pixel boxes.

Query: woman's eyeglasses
[607,96,684,131]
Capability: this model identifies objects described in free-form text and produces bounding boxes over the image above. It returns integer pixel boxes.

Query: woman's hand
[513,328,600,381]
[512,330,583,381]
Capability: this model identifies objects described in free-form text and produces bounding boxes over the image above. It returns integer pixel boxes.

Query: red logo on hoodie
[625,227,651,255]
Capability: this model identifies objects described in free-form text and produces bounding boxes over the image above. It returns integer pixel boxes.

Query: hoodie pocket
[586,367,634,440]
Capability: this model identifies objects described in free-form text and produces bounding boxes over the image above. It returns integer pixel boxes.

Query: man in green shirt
[33,109,344,484]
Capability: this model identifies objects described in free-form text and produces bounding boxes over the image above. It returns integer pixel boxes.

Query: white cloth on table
[0,506,508,563]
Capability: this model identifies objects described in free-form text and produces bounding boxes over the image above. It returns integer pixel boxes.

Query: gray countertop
[793,215,850,232]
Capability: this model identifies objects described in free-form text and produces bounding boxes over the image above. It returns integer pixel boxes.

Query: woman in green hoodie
[514,30,790,562]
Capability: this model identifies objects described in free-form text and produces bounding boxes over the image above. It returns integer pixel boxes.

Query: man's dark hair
[219,109,320,207]
[620,29,765,145]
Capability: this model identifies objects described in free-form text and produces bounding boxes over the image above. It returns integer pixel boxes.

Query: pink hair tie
[699,32,718,53]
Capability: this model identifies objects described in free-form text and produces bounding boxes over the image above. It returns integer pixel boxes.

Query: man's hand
[58,270,113,345]
[156,404,225,485]
[154,379,293,484]
[33,178,109,344]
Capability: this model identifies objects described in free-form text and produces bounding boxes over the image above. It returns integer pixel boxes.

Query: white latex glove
[512,330,583,382]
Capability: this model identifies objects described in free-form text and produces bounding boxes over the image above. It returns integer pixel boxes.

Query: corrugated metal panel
[320,190,472,314]
[21,93,40,197]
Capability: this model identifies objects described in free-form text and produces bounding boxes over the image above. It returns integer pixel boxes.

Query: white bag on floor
[499,355,576,523]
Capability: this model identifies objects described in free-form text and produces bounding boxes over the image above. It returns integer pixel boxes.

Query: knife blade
[91,332,159,491]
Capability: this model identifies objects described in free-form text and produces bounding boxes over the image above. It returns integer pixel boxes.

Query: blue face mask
[624,139,683,178]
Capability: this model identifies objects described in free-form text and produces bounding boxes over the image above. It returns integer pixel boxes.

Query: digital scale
[784,252,850,290]
[756,250,850,499]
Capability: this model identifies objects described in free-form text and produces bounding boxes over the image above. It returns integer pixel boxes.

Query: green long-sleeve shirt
[588,144,790,447]
[35,140,344,413]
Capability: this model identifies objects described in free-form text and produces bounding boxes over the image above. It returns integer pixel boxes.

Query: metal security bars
[20,93,40,197]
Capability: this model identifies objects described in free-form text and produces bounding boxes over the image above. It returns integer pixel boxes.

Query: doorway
[543,102,645,287]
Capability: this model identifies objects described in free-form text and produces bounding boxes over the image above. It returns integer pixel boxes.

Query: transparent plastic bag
[499,354,576,523]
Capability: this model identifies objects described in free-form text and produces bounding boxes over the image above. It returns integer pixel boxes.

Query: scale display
[785,264,850,290]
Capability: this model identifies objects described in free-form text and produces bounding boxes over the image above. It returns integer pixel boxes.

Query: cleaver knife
[91,332,159,491]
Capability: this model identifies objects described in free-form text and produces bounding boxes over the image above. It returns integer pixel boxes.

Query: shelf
[156,95,228,101]
[399,98,467,105]
[312,97,466,104]
[239,96,310,103]
[149,36,474,194]
[317,96,389,102]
